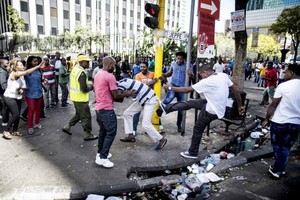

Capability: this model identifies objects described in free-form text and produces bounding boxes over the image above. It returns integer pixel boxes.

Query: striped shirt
[117,78,155,105]
[41,64,56,85]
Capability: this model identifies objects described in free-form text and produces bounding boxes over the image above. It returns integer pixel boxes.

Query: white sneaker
[96,153,112,159]
[34,124,43,129]
[2,123,8,126]
[95,157,114,168]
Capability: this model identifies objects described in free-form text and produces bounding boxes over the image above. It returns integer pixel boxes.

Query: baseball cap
[77,55,91,62]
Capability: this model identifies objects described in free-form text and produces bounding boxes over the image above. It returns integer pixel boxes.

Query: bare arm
[163,67,173,78]
[14,61,45,78]
[262,97,281,127]
[111,89,135,99]
[229,85,244,114]
[163,83,194,93]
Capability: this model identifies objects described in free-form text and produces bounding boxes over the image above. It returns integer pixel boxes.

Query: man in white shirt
[213,57,225,73]
[118,78,167,151]
[158,64,244,159]
[262,63,300,179]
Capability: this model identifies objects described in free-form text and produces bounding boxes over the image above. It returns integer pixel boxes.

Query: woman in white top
[2,60,43,140]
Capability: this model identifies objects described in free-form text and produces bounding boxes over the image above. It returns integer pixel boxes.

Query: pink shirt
[94,70,118,110]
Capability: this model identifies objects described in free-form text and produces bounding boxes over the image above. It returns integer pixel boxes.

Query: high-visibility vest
[69,65,89,102]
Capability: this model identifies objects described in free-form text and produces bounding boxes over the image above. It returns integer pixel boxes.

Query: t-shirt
[117,78,155,105]
[213,63,225,73]
[4,73,26,99]
[265,67,278,87]
[135,72,155,86]
[94,70,118,110]
[192,73,233,118]
[271,79,300,124]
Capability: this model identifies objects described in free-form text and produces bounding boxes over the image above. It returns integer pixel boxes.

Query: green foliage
[215,33,235,59]
[7,5,25,33]
[247,34,280,58]
[7,5,26,52]
[270,5,300,61]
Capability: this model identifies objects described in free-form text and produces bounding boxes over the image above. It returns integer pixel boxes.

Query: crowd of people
[1,51,299,176]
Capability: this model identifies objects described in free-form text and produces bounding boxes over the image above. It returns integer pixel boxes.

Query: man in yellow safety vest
[62,55,97,141]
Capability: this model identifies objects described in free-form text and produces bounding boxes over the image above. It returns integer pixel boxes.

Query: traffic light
[144,3,160,29]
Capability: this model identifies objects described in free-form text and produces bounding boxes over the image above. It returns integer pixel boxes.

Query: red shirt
[265,67,278,87]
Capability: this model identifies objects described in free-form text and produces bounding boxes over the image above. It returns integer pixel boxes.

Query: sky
[185,0,235,33]
[215,0,235,33]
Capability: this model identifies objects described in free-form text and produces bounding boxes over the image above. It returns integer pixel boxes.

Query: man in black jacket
[0,59,10,126]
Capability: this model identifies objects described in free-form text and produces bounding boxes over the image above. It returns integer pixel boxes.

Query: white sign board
[164,30,188,42]
[231,10,245,32]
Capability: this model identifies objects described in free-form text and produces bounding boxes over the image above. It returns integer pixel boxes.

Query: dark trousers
[96,110,117,159]
[55,75,59,103]
[163,88,185,129]
[68,101,92,134]
[165,99,218,156]
[0,95,9,123]
[59,83,69,106]
[270,122,300,173]
[3,97,22,132]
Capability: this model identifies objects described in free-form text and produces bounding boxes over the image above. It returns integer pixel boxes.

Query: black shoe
[20,116,28,122]
[177,127,182,132]
[156,104,166,117]
[40,115,48,119]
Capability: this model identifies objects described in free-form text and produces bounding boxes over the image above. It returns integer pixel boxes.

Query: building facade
[0,0,186,54]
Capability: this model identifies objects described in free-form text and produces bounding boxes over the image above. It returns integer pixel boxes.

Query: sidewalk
[0,79,298,199]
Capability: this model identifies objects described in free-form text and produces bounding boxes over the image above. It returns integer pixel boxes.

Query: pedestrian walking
[62,55,97,141]
[262,63,300,179]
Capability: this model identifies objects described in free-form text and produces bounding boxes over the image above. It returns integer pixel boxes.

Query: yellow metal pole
[152,0,165,130]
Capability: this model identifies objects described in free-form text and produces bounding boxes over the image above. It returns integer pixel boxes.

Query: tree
[232,0,249,92]
[270,5,300,62]
[215,33,235,59]
[7,5,25,53]
[248,34,281,60]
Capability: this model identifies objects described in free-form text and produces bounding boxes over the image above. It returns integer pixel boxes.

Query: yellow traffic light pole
[152,0,165,130]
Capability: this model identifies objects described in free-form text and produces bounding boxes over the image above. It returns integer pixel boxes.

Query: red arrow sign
[198,0,220,20]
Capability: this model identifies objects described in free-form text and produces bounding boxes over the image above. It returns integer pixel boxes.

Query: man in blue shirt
[160,51,193,132]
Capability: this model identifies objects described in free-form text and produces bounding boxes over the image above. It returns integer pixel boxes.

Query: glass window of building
[38,25,44,34]
[130,23,133,30]
[25,23,29,32]
[76,13,80,21]
[137,12,140,18]
[36,4,43,15]
[50,7,57,17]
[130,10,133,17]
[51,27,57,35]
[63,0,69,2]
[106,3,110,11]
[86,0,91,7]
[123,8,126,15]
[20,1,28,12]
[122,22,125,29]
[138,0,141,6]
[86,14,91,22]
[63,10,69,19]
[75,0,80,5]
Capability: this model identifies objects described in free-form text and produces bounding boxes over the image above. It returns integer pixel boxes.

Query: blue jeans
[270,122,300,173]
[163,87,185,129]
[96,110,117,159]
